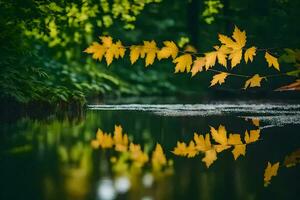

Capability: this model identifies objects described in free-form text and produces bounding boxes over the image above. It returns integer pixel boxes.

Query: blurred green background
[1,0,300,111]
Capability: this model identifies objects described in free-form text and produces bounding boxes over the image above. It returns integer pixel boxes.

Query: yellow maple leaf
[265,52,280,70]
[204,51,217,70]
[157,41,178,60]
[100,36,113,47]
[219,26,247,68]
[173,54,193,73]
[130,45,145,64]
[194,133,212,152]
[191,57,206,76]
[202,149,217,168]
[84,42,106,61]
[172,141,188,156]
[229,49,243,68]
[244,129,260,144]
[244,74,264,89]
[210,72,228,86]
[204,46,229,69]
[264,162,280,187]
[215,46,228,67]
[232,26,247,48]
[244,46,256,63]
[113,125,128,152]
[143,40,157,66]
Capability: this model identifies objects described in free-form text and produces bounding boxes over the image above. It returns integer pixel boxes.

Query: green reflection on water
[0,110,299,200]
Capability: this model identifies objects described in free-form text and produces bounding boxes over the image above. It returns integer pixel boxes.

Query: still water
[0,102,299,200]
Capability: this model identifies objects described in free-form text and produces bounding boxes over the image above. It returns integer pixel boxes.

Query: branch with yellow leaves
[84,25,294,89]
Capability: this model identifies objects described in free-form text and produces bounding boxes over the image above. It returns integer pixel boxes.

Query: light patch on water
[88,103,300,126]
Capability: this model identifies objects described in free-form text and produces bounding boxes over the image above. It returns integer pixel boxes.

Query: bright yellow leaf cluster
[85,25,281,89]
[91,125,171,170]
[84,36,126,65]
[172,124,261,168]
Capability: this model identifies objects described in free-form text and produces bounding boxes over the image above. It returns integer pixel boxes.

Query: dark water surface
[0,102,299,200]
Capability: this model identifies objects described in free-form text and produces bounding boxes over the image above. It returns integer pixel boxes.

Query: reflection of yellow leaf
[265,52,280,71]
[232,144,246,160]
[228,134,242,145]
[152,143,167,170]
[172,141,188,156]
[95,129,114,148]
[191,57,206,76]
[210,125,230,152]
[173,54,193,73]
[244,129,260,144]
[210,125,228,146]
[244,47,256,63]
[283,149,300,168]
[194,133,211,152]
[113,125,128,152]
[244,74,264,89]
[157,41,178,60]
[202,149,217,168]
[129,143,148,167]
[186,141,198,158]
[210,72,228,86]
[143,40,157,66]
[264,162,280,187]
[252,118,260,127]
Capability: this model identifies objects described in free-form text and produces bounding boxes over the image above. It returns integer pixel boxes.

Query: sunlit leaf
[143,40,157,66]
[210,72,228,86]
[244,46,256,63]
[244,74,264,89]
[173,54,193,73]
[157,41,178,60]
[130,45,145,64]
[191,57,206,76]
[265,52,280,71]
